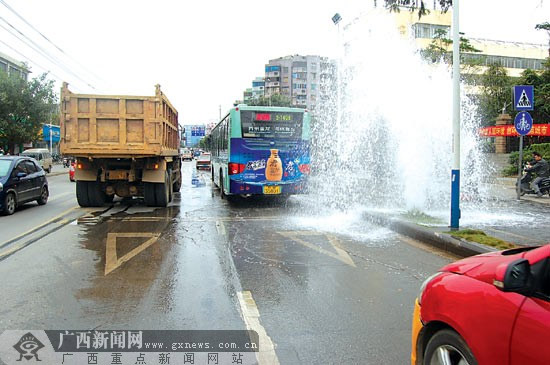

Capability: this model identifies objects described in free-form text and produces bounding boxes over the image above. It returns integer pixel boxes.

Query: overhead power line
[0,16,96,89]
[0,0,104,85]
[0,38,66,82]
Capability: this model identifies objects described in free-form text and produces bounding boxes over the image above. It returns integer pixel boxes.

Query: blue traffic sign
[43,124,60,143]
[514,111,533,136]
[514,85,534,111]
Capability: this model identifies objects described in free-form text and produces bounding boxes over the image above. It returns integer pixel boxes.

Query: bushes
[508,143,550,166]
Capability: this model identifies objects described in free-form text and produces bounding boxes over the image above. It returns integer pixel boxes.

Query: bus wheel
[219,174,225,199]
[211,167,215,182]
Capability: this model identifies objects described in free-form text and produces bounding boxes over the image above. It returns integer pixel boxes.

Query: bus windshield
[241,110,303,139]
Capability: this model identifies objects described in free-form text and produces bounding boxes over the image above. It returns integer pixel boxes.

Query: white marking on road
[104,232,161,275]
[48,191,73,202]
[278,231,356,267]
[237,291,280,365]
[0,205,80,249]
[216,220,227,235]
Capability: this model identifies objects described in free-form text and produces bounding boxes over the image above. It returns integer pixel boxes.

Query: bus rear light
[298,164,310,174]
[240,186,244,191]
[228,163,245,175]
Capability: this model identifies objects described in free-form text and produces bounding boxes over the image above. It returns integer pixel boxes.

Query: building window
[414,23,450,39]
[461,53,544,70]
[265,65,281,72]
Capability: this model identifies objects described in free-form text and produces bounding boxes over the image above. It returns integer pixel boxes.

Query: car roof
[0,156,31,163]
[21,149,48,153]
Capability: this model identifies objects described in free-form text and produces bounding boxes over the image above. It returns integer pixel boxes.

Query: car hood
[439,246,540,285]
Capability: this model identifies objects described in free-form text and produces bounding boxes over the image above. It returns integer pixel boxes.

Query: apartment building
[243,77,265,103]
[0,51,29,80]
[264,55,333,113]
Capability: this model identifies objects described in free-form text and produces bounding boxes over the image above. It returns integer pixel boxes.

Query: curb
[363,212,496,258]
[47,170,68,177]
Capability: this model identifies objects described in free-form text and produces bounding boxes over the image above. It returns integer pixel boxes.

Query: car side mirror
[16,172,27,179]
[494,259,532,294]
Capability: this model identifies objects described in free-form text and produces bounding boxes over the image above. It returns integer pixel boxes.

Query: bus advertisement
[210,105,310,197]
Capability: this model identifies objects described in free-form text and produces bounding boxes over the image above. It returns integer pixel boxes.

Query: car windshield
[0,160,11,178]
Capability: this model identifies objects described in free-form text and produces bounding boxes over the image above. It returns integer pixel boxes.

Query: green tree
[0,72,57,153]
[246,94,293,107]
[384,0,452,18]
[421,29,482,63]
[518,58,550,123]
[198,135,210,151]
[478,63,513,126]
[535,22,550,57]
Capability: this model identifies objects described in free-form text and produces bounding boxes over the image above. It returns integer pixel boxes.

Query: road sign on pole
[513,85,534,111]
[514,111,533,200]
[514,111,533,136]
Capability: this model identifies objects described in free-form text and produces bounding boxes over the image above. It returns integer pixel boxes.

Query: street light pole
[450,0,461,230]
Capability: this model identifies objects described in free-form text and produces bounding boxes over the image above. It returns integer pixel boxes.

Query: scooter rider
[525,151,550,197]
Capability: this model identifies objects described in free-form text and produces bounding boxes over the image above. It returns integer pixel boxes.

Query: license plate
[263,185,281,195]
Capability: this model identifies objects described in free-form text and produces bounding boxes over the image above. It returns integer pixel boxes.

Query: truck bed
[60,83,179,158]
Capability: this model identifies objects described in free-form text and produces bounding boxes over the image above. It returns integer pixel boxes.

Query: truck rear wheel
[76,181,90,207]
[88,181,106,207]
[173,169,182,192]
[155,171,170,207]
[144,183,156,206]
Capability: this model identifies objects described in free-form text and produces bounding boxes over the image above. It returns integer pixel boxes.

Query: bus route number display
[241,111,303,139]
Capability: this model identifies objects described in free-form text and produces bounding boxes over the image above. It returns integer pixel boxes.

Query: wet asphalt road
[0,162,456,364]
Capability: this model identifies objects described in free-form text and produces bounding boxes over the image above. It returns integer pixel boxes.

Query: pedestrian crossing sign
[514,85,534,111]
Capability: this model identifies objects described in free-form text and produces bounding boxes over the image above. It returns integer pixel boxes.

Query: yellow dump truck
[60,82,181,207]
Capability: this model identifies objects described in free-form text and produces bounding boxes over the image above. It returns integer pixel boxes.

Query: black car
[0,156,49,215]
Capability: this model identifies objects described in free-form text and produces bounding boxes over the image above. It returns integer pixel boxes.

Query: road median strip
[362,212,496,258]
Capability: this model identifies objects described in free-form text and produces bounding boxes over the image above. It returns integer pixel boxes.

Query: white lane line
[48,191,73,202]
[278,231,356,267]
[237,291,280,365]
[216,220,227,236]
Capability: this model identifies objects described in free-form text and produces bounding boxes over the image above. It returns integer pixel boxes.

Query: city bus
[210,105,311,198]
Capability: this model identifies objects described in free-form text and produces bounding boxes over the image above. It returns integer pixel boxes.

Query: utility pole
[49,123,53,154]
[450,1,461,230]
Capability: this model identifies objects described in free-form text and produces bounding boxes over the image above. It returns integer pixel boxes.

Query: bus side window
[224,118,228,151]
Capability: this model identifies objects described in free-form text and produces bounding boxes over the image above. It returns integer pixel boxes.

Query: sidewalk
[47,164,69,177]
[363,177,550,258]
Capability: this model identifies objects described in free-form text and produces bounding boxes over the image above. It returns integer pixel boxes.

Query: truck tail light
[228,163,245,175]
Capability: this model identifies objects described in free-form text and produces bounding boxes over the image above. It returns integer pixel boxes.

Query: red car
[412,244,550,365]
[69,161,75,182]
